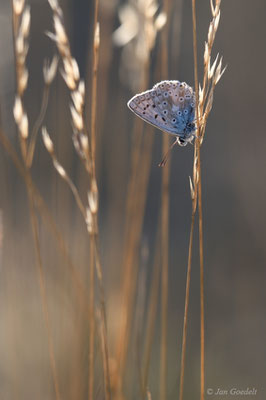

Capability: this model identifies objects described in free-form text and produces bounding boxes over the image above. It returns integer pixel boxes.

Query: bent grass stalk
[179,1,225,400]
[0,127,95,327]
[12,2,61,399]
[6,0,111,398]
[44,1,110,398]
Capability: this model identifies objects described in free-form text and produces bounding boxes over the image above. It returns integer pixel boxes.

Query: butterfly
[127,80,196,165]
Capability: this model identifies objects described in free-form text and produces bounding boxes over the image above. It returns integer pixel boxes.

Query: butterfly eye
[163,101,167,106]
[179,97,184,102]
[163,110,168,115]
[184,109,188,115]
[178,111,182,116]
[191,102,195,108]
[172,118,176,123]
[164,92,169,98]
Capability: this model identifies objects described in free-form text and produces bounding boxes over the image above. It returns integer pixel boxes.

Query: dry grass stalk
[12,1,61,398]
[12,0,30,160]
[112,1,166,397]
[90,1,100,166]
[180,1,225,400]
[159,1,171,399]
[89,2,100,398]
[114,126,154,400]
[45,1,110,399]
[0,127,93,321]
[26,55,58,167]
[96,307,111,400]
[141,231,161,399]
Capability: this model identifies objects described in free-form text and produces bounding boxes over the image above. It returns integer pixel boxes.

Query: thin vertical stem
[88,7,98,393]
[142,232,161,398]
[160,143,169,400]
[88,237,95,400]
[88,2,111,398]
[90,0,99,169]
[116,127,153,382]
[114,61,152,399]
[27,180,61,400]
[191,1,205,400]
[179,213,195,400]
[11,2,61,397]
[198,153,204,400]
[160,1,170,398]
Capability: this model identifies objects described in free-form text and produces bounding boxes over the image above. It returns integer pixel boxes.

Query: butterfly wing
[127,80,196,139]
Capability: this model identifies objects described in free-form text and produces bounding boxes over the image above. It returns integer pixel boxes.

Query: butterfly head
[176,121,196,146]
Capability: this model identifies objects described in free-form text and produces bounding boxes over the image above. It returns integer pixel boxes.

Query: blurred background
[0,0,266,399]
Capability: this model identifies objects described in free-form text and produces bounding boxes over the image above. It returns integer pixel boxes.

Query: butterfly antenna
[158,138,178,167]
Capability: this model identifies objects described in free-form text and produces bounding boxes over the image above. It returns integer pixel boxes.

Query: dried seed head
[72,133,83,158]
[78,80,85,98]
[60,68,76,90]
[47,0,59,11]
[13,96,23,123]
[19,68,29,94]
[193,155,198,182]
[42,126,54,153]
[45,31,57,43]
[94,22,100,49]
[155,12,167,30]
[20,113,28,139]
[214,58,226,85]
[63,57,72,78]
[88,191,98,214]
[210,0,215,16]
[88,179,98,214]
[53,160,66,177]
[43,55,58,85]
[189,176,195,200]
[61,57,80,89]
[80,134,88,153]
[16,36,24,55]
[214,10,220,32]
[70,104,83,131]
[208,21,214,45]
[71,88,84,114]
[112,0,167,91]
[13,0,25,15]
[70,58,80,82]
[20,6,31,38]
[198,84,204,106]
[204,42,209,66]
[205,90,214,116]
[86,207,93,233]
[71,91,82,113]
[208,53,219,80]
[53,14,67,45]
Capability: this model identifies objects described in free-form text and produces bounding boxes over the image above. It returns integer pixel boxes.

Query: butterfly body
[127,80,196,146]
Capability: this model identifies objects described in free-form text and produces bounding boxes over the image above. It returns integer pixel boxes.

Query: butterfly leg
[158,137,179,167]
